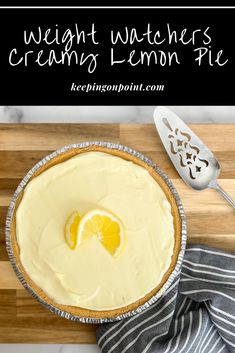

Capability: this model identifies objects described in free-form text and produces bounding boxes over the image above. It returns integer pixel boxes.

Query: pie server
[153,106,235,209]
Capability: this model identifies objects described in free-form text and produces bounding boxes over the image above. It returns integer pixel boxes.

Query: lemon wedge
[77,209,125,258]
[64,211,81,250]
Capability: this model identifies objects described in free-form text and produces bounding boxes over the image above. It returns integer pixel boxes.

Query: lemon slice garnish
[64,211,81,250]
[77,209,125,258]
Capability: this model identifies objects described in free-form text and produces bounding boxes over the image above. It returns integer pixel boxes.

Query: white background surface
[0,345,100,353]
[1,106,235,123]
[0,105,234,353]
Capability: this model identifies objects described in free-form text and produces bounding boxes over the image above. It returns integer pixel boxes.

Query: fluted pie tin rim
[5,141,187,324]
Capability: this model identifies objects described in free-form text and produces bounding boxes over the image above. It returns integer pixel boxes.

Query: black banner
[0,7,234,105]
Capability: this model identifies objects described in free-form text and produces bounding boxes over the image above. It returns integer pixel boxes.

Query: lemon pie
[9,144,183,320]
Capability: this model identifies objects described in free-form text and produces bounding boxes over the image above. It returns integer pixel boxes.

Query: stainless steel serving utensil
[154,106,235,209]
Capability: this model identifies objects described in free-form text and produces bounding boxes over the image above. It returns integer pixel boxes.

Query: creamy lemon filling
[16,151,175,311]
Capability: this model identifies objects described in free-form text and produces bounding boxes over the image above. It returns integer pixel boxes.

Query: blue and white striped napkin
[97,245,235,353]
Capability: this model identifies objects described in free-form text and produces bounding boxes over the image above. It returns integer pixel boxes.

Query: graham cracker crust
[10,145,182,319]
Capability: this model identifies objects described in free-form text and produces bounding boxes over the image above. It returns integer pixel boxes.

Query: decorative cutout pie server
[154,106,235,209]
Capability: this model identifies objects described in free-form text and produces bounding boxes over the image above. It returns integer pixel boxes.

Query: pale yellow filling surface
[16,152,175,310]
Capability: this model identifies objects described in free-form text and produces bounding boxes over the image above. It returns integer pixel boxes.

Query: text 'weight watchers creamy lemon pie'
[8,144,184,321]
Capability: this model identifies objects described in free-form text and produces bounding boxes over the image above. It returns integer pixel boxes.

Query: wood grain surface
[0,123,235,343]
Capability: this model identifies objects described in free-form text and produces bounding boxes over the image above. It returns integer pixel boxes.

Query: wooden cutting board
[0,123,235,343]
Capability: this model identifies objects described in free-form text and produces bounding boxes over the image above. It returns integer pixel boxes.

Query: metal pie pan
[5,141,187,324]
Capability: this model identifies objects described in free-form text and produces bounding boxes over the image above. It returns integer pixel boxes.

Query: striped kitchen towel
[97,244,235,353]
